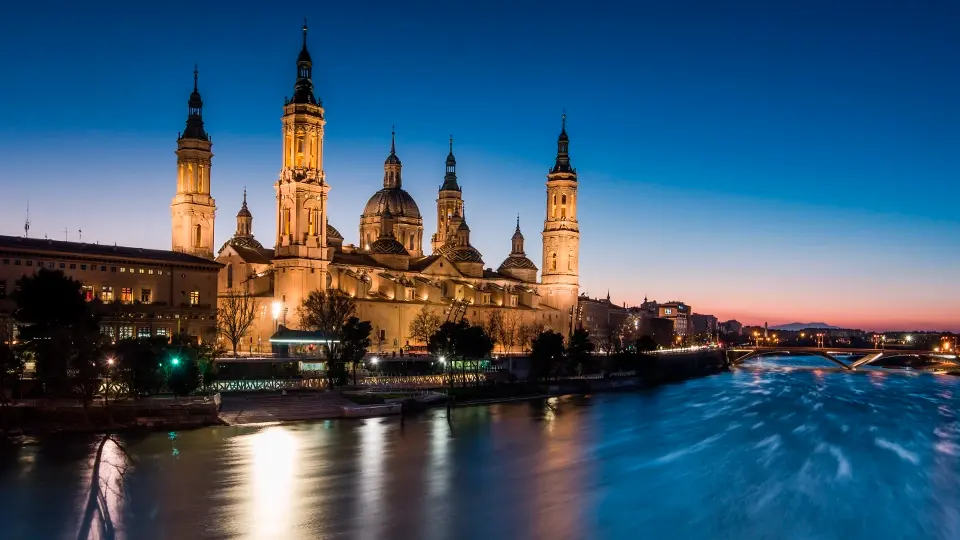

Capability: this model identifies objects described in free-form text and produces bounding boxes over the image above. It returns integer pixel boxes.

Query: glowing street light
[371,356,379,365]
[170,357,181,367]
[106,357,115,366]
[438,356,446,364]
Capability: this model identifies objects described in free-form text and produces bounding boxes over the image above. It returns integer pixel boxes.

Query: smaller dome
[438,243,483,263]
[297,47,312,64]
[457,221,470,232]
[369,237,408,255]
[512,228,523,240]
[384,152,401,166]
[363,188,422,219]
[326,223,343,240]
[498,256,538,271]
[218,235,265,255]
[237,205,252,219]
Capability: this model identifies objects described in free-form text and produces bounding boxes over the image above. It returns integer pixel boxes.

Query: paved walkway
[219,392,354,425]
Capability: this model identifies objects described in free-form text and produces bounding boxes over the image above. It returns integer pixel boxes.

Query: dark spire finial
[449,134,453,153]
[516,213,520,231]
[243,186,247,205]
[391,125,396,154]
[562,109,567,133]
[193,64,198,92]
[302,18,308,48]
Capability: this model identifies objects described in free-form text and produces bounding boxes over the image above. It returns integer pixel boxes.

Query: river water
[2,358,958,540]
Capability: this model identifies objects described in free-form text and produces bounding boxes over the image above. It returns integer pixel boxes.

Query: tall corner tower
[171,67,216,259]
[431,136,464,253]
[273,22,331,315]
[541,114,580,331]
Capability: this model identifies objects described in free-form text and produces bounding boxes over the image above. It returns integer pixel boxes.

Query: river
[1,358,958,540]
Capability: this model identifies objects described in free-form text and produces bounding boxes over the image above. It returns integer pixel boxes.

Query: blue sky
[1,1,958,330]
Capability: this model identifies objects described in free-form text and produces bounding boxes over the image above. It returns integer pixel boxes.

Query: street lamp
[271,301,283,333]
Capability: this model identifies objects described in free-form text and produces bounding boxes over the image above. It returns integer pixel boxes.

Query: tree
[217,292,260,356]
[522,321,547,353]
[501,311,522,354]
[636,335,658,352]
[166,355,201,396]
[409,305,443,345]
[113,338,167,398]
[299,290,356,334]
[298,291,366,387]
[529,330,565,381]
[480,311,505,352]
[12,269,106,403]
[342,317,372,385]
[0,341,25,404]
[428,321,494,387]
[567,327,596,375]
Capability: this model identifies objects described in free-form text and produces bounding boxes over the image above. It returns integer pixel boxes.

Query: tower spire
[391,125,396,155]
[302,18,308,49]
[290,22,318,105]
[516,213,520,231]
[181,67,207,141]
[551,111,572,173]
[441,134,460,191]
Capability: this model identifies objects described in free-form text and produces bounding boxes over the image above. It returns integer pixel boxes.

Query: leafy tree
[0,341,25,404]
[567,327,596,375]
[428,321,494,387]
[217,291,260,356]
[636,335,658,352]
[113,338,167,398]
[409,305,442,345]
[12,269,106,403]
[165,348,201,396]
[529,330,565,381]
[342,317,372,385]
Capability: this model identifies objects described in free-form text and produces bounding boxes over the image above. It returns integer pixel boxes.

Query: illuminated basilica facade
[177,26,580,353]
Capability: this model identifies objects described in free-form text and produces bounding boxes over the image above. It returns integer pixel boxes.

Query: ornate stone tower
[273,23,331,315]
[171,67,216,259]
[541,114,580,330]
[431,136,464,253]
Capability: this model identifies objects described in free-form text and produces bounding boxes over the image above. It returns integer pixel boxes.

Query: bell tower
[431,136,464,253]
[171,67,216,259]
[541,114,580,331]
[273,22,331,315]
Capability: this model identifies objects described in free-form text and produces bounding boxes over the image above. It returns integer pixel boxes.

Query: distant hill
[769,322,840,332]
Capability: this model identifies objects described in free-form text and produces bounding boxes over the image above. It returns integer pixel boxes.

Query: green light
[171,357,180,366]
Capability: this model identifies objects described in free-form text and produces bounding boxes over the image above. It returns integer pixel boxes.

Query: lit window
[118,326,134,340]
[121,288,133,303]
[129,268,134,273]
[100,286,114,302]
[194,224,202,248]
[47,262,55,268]
[81,285,94,302]
[140,288,152,303]
[189,291,200,305]
[282,208,291,236]
[120,267,126,273]
[139,268,145,274]
[137,327,152,338]
[100,325,116,339]
[156,327,169,337]
[148,269,153,275]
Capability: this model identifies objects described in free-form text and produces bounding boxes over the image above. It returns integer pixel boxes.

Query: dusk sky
[1,1,958,331]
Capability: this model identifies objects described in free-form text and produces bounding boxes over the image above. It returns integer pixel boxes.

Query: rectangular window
[59,263,65,269]
[189,291,200,305]
[80,264,86,270]
[120,267,126,273]
[139,268,145,274]
[140,288,152,303]
[0,281,5,299]
[137,327,152,338]
[100,286,114,302]
[119,326,134,340]
[1,259,8,264]
[121,287,132,303]
[148,269,154,275]
[48,262,55,268]
[81,285,94,302]
[26,261,32,267]
[14,260,21,266]
[100,266,106,272]
[129,268,135,273]
[156,327,169,337]
[100,325,116,340]
[111,267,116,272]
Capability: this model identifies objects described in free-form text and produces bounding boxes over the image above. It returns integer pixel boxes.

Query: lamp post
[271,301,283,334]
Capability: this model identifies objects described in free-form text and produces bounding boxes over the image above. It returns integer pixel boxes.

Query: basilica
[171,25,580,353]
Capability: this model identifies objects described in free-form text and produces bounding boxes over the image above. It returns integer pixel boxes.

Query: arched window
[308,208,318,236]
[568,251,573,271]
[561,194,567,205]
[226,263,233,289]
[409,233,414,250]
[194,224,202,248]
[551,252,557,271]
[282,208,291,236]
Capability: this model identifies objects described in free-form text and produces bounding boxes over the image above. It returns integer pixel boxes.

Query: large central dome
[363,188,421,219]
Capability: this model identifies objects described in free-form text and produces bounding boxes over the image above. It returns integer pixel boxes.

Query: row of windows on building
[101,325,171,340]
[77,285,200,305]
[1,258,169,275]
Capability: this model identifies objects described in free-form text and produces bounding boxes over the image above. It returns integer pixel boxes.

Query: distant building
[0,235,221,343]
[690,313,718,337]
[577,291,628,351]
[658,301,692,337]
[720,319,743,335]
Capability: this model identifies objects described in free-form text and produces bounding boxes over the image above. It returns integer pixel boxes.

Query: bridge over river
[728,346,958,371]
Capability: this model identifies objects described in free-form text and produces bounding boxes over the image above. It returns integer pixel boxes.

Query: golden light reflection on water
[423,413,452,540]
[247,427,298,539]
[358,418,387,540]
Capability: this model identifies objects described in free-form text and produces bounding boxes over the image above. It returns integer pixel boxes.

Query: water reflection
[247,427,298,539]
[2,368,960,539]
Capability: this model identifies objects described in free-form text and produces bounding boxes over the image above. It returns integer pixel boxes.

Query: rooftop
[0,235,222,268]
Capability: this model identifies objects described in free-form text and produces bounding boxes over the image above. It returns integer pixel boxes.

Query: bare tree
[480,310,505,352]
[522,321,547,353]
[409,305,443,345]
[298,290,356,334]
[502,311,522,354]
[217,292,261,356]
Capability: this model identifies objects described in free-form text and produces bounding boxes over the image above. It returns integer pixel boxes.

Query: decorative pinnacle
[561,109,566,132]
[302,18,308,48]
[193,64,198,91]
[449,134,453,153]
[243,187,247,204]
[390,126,396,154]
[516,213,520,230]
